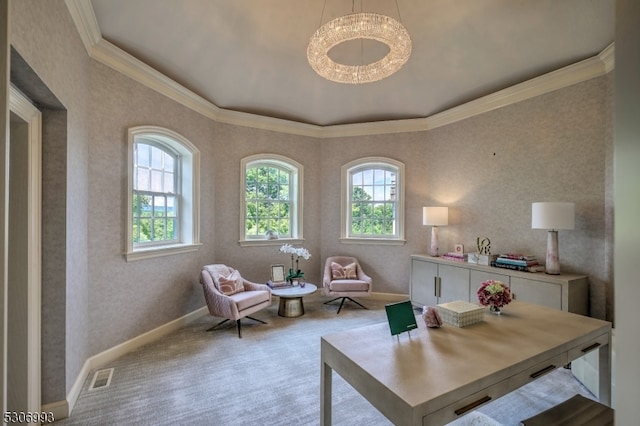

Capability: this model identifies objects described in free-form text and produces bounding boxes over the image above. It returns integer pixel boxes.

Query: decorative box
[467,253,498,266]
[436,300,485,327]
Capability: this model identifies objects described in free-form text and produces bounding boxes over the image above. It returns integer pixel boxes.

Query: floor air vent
[89,368,114,390]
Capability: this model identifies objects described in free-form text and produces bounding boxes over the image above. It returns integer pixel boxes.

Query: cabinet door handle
[454,395,492,415]
[434,276,438,297]
[530,365,556,379]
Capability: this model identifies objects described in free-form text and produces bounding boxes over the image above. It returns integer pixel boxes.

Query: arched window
[240,154,303,245]
[126,126,200,261]
[341,157,405,244]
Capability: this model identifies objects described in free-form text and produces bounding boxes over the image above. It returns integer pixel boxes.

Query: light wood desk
[320,301,611,425]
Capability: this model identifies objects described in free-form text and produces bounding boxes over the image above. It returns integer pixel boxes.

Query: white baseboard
[370,291,409,302]
[41,399,69,422]
[55,306,209,420]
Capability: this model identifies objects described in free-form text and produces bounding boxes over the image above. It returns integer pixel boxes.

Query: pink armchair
[200,264,272,338]
[322,256,372,314]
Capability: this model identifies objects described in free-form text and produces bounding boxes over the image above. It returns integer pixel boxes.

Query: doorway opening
[7,85,42,413]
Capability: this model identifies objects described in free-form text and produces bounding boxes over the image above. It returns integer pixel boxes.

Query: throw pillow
[331,261,357,280]
[343,262,357,279]
[218,269,245,295]
[331,261,345,279]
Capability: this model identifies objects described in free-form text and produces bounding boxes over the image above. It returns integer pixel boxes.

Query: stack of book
[267,280,291,289]
[492,254,545,272]
[442,252,468,262]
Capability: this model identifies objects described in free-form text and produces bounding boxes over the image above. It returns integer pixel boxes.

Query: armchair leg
[207,316,268,339]
[237,316,268,338]
[324,297,369,314]
[346,297,369,311]
[246,316,268,325]
[206,318,242,338]
[207,318,230,331]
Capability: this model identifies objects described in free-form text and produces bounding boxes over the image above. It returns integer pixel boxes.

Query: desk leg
[598,336,612,406]
[321,359,332,426]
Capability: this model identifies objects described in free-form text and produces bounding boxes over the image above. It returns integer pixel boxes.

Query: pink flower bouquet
[477,280,512,309]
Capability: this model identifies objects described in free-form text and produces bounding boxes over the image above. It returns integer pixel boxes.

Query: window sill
[124,243,202,262]
[339,237,406,246]
[238,238,304,247]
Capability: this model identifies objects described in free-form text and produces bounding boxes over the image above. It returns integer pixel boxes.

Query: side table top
[271,283,317,298]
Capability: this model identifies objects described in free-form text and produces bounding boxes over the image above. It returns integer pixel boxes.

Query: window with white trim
[241,154,303,244]
[341,157,405,244]
[133,142,178,245]
[126,126,200,261]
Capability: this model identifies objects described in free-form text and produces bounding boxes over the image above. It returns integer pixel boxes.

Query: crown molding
[91,38,325,138]
[66,0,615,139]
[425,51,611,132]
[65,0,101,53]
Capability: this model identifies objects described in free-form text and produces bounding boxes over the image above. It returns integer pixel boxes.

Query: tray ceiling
[87,0,614,128]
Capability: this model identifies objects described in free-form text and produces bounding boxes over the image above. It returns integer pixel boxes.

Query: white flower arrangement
[279,244,311,261]
[279,244,311,281]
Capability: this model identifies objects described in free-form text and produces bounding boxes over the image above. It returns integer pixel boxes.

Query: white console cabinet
[410,259,470,307]
[410,254,588,315]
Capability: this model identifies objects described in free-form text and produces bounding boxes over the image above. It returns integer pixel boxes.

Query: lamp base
[545,230,560,275]
[429,226,440,257]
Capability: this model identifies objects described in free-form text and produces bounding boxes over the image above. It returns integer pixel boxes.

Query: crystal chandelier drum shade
[307,13,412,84]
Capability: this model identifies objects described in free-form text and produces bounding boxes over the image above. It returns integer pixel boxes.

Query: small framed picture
[454,244,464,255]
[271,264,285,283]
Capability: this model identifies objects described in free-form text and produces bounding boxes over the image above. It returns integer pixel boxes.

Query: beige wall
[11,0,91,404]
[9,0,613,409]
[318,76,612,321]
[424,76,612,321]
[319,133,429,294]
[86,60,216,355]
[211,123,322,283]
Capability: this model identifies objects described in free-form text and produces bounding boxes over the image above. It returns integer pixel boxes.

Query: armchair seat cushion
[327,279,370,292]
[230,289,271,312]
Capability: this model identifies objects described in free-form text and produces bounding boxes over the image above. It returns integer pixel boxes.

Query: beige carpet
[57,293,595,425]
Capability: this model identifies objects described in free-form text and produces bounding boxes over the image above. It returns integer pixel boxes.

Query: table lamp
[423,207,448,257]
[531,202,575,275]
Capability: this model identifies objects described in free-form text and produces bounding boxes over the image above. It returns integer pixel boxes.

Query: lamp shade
[531,202,575,230]
[423,207,448,226]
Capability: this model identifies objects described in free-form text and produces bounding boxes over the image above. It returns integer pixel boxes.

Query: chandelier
[307,3,412,84]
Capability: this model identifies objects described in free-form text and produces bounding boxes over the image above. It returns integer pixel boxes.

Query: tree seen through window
[245,165,292,238]
[132,143,178,244]
[350,167,397,237]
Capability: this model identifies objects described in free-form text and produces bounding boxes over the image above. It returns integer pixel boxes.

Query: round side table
[270,283,317,317]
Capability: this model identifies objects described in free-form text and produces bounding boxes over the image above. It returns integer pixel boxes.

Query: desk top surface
[321,301,611,408]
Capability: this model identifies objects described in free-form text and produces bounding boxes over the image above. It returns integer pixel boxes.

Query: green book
[385,300,418,336]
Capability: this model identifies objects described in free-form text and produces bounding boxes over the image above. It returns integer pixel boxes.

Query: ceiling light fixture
[307,1,412,84]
